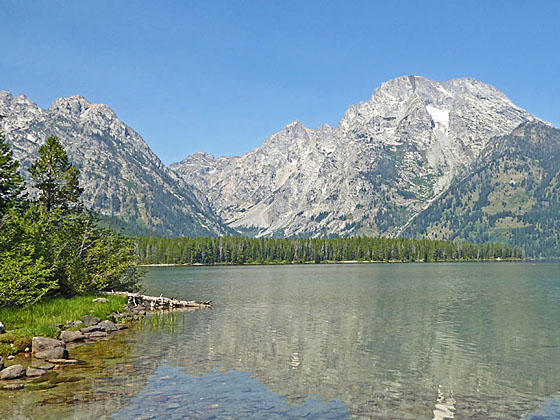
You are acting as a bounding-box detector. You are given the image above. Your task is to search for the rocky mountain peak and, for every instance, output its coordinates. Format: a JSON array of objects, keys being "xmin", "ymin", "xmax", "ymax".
[
  {"xmin": 1, "ymin": 90, "xmax": 232, "ymax": 236},
  {"xmin": 49, "ymin": 95, "xmax": 92, "ymax": 117},
  {"xmin": 173, "ymin": 75, "xmax": 541, "ymax": 238}
]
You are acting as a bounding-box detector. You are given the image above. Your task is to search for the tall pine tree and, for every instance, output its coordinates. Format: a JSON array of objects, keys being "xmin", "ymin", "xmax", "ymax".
[
  {"xmin": 29, "ymin": 136, "xmax": 83, "ymax": 211},
  {"xmin": 0, "ymin": 130, "xmax": 25, "ymax": 215}
]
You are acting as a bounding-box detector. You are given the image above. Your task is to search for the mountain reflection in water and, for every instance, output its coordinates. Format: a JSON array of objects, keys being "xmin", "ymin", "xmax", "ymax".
[
  {"xmin": 113, "ymin": 365, "xmax": 350, "ymax": 419},
  {"xmin": 2, "ymin": 263, "xmax": 560, "ymax": 419}
]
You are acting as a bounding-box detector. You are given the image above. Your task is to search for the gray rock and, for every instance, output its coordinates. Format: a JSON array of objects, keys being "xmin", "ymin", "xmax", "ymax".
[
  {"xmin": 34, "ymin": 347, "xmax": 68, "ymax": 360},
  {"xmin": 82, "ymin": 315, "xmax": 101, "ymax": 327},
  {"xmin": 32, "ymin": 336, "xmax": 65, "ymax": 354},
  {"xmin": 92, "ymin": 297, "xmax": 108, "ymax": 303},
  {"xmin": 26, "ymin": 367, "xmax": 47, "ymax": 377},
  {"xmin": 0, "ymin": 364, "xmax": 25, "ymax": 380},
  {"xmin": 59, "ymin": 330, "xmax": 85, "ymax": 343},
  {"xmin": 80, "ymin": 325, "xmax": 103, "ymax": 333},
  {"xmin": 3, "ymin": 383, "xmax": 24, "ymax": 390},
  {"xmin": 98, "ymin": 320, "xmax": 117, "ymax": 332}
]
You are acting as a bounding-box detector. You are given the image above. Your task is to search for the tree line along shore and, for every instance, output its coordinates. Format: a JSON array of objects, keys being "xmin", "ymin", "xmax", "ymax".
[{"xmin": 134, "ymin": 236, "xmax": 522, "ymax": 265}]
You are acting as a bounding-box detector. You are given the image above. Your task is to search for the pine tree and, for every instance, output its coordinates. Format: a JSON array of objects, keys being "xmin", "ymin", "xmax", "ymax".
[
  {"xmin": 0, "ymin": 130, "xmax": 25, "ymax": 214},
  {"xmin": 29, "ymin": 136, "xmax": 83, "ymax": 211}
]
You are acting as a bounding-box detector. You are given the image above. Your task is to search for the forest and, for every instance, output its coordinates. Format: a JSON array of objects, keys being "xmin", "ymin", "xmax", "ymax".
[{"xmin": 135, "ymin": 236, "xmax": 522, "ymax": 265}]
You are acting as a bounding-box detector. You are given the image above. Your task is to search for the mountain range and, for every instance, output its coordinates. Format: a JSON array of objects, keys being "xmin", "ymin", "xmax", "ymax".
[{"xmin": 1, "ymin": 75, "xmax": 558, "ymax": 256}]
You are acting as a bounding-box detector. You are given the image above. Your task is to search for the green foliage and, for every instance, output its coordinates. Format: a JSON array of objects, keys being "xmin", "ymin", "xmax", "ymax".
[
  {"xmin": 0, "ymin": 130, "xmax": 25, "ymax": 214},
  {"xmin": 0, "ymin": 135, "xmax": 141, "ymax": 307},
  {"xmin": 135, "ymin": 236, "xmax": 521, "ymax": 265},
  {"xmin": 29, "ymin": 136, "xmax": 83, "ymax": 211},
  {"xmin": 405, "ymin": 122, "xmax": 560, "ymax": 258}
]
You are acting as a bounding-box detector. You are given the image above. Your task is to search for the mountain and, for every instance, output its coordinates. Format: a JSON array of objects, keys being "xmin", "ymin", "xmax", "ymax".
[
  {"xmin": 171, "ymin": 76, "xmax": 539, "ymax": 237},
  {"xmin": 0, "ymin": 91, "xmax": 232, "ymax": 237},
  {"xmin": 403, "ymin": 121, "xmax": 560, "ymax": 258}
]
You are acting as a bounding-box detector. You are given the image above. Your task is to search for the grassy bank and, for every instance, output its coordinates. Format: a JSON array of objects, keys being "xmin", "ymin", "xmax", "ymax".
[{"xmin": 0, "ymin": 295, "xmax": 127, "ymax": 356}]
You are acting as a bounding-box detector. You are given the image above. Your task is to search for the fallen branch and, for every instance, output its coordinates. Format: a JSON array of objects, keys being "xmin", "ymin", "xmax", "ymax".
[{"xmin": 104, "ymin": 291, "xmax": 212, "ymax": 309}]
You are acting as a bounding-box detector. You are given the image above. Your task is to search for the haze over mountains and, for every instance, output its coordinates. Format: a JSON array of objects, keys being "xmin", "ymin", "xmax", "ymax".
[{"xmin": 1, "ymin": 75, "xmax": 558, "ymax": 256}]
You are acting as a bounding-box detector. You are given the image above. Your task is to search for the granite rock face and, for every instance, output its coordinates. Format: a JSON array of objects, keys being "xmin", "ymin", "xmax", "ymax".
[{"xmin": 171, "ymin": 76, "xmax": 540, "ymax": 237}]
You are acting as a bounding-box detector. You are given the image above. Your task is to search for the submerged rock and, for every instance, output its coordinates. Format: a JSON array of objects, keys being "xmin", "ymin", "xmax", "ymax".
[
  {"xmin": 26, "ymin": 367, "xmax": 47, "ymax": 377},
  {"xmin": 89, "ymin": 331, "xmax": 108, "ymax": 339},
  {"xmin": 0, "ymin": 364, "xmax": 26, "ymax": 380}
]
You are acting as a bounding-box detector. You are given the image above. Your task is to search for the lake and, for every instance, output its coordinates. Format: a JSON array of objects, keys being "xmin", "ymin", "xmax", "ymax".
[{"xmin": 2, "ymin": 263, "xmax": 560, "ymax": 419}]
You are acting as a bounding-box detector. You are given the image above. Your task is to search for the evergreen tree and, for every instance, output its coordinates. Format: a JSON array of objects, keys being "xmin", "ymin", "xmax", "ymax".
[
  {"xmin": 0, "ymin": 130, "xmax": 25, "ymax": 214},
  {"xmin": 29, "ymin": 136, "xmax": 83, "ymax": 211}
]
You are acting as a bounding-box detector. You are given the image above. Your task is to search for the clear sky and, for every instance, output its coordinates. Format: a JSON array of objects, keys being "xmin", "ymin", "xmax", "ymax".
[{"xmin": 1, "ymin": 0, "xmax": 559, "ymax": 164}]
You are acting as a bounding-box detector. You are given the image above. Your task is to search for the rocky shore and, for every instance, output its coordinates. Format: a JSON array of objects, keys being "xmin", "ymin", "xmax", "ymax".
[{"xmin": 0, "ymin": 293, "xmax": 211, "ymax": 391}]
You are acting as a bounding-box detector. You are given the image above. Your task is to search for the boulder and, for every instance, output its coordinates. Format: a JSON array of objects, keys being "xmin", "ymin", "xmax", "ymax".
[
  {"xmin": 32, "ymin": 336, "xmax": 65, "ymax": 354},
  {"xmin": 59, "ymin": 330, "xmax": 85, "ymax": 343},
  {"xmin": 26, "ymin": 367, "xmax": 47, "ymax": 377},
  {"xmin": 82, "ymin": 316, "xmax": 101, "ymax": 327},
  {"xmin": 34, "ymin": 347, "xmax": 68, "ymax": 360},
  {"xmin": 0, "ymin": 364, "xmax": 25, "ymax": 380},
  {"xmin": 92, "ymin": 297, "xmax": 108, "ymax": 303},
  {"xmin": 80, "ymin": 325, "xmax": 103, "ymax": 333},
  {"xmin": 98, "ymin": 320, "xmax": 117, "ymax": 332}
]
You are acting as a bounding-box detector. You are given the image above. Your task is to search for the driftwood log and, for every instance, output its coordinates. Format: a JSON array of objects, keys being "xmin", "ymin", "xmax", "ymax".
[{"xmin": 105, "ymin": 291, "xmax": 212, "ymax": 310}]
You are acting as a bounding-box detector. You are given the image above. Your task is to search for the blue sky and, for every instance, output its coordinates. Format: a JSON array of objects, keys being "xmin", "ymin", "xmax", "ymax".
[{"xmin": 1, "ymin": 0, "xmax": 559, "ymax": 164}]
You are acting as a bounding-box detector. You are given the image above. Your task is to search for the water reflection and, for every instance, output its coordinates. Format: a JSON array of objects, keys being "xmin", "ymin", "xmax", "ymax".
[
  {"xmin": 2, "ymin": 263, "xmax": 560, "ymax": 419},
  {"xmin": 113, "ymin": 365, "xmax": 350, "ymax": 419}
]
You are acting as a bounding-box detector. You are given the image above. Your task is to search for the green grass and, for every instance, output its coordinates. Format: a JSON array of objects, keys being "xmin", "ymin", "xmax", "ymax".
[{"xmin": 0, "ymin": 294, "xmax": 127, "ymax": 355}]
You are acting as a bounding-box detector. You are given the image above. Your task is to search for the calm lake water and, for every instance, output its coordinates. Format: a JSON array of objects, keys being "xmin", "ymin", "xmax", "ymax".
[{"xmin": 2, "ymin": 263, "xmax": 560, "ymax": 419}]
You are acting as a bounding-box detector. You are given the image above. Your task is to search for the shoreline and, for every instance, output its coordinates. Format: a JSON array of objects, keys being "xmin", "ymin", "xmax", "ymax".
[
  {"xmin": 0, "ymin": 293, "xmax": 211, "ymax": 390},
  {"xmin": 139, "ymin": 258, "xmax": 524, "ymax": 267}
]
